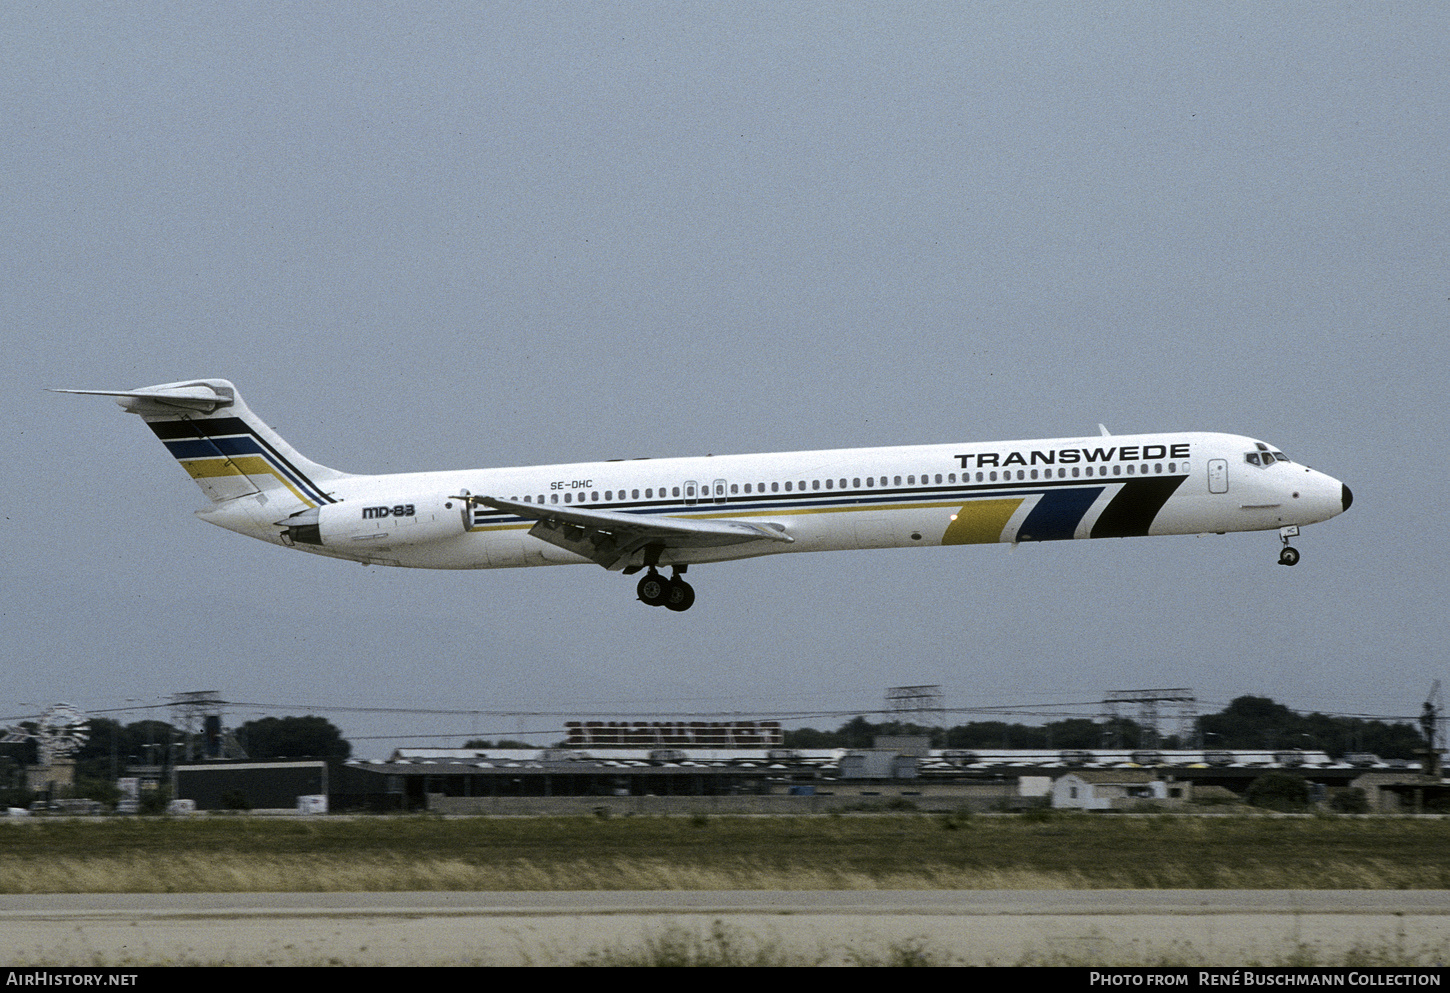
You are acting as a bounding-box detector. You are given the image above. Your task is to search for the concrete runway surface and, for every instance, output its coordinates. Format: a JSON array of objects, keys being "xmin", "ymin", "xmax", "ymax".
[{"xmin": 2, "ymin": 891, "xmax": 1448, "ymax": 966}]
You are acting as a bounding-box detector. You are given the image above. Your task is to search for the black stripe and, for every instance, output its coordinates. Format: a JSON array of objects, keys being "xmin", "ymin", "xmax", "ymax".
[
  {"xmin": 1090, "ymin": 476, "xmax": 1187, "ymax": 538},
  {"xmin": 147, "ymin": 417, "xmax": 251, "ymax": 440}
]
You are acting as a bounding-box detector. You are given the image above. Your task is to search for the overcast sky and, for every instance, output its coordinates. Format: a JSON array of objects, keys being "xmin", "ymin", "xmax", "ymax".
[{"xmin": 4, "ymin": 3, "xmax": 1446, "ymax": 758}]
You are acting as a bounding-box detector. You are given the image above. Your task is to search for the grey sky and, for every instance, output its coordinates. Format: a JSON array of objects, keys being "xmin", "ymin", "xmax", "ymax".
[{"xmin": 3, "ymin": 3, "xmax": 1446, "ymax": 756}]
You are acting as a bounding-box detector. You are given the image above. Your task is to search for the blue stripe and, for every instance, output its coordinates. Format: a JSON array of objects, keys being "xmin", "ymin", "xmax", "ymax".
[
  {"xmin": 1017, "ymin": 487, "xmax": 1104, "ymax": 541},
  {"xmin": 163, "ymin": 438, "xmax": 227, "ymax": 460}
]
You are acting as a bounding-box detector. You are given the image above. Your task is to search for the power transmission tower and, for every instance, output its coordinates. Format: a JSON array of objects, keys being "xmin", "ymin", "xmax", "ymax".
[
  {"xmin": 1102, "ymin": 688, "xmax": 1197, "ymax": 748},
  {"xmin": 886, "ymin": 685, "xmax": 945, "ymax": 730}
]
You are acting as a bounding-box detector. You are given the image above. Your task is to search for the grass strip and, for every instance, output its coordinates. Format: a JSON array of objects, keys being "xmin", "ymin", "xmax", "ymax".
[{"xmin": 2, "ymin": 812, "xmax": 1448, "ymax": 893}]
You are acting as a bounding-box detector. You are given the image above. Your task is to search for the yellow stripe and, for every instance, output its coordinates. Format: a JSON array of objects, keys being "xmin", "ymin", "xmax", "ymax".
[
  {"xmin": 941, "ymin": 498, "xmax": 1024, "ymax": 545},
  {"xmin": 179, "ymin": 456, "xmax": 313, "ymax": 506},
  {"xmin": 181, "ymin": 457, "xmax": 247, "ymax": 479}
]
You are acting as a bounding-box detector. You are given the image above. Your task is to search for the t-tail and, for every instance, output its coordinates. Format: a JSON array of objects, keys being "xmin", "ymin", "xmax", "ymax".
[{"xmin": 53, "ymin": 379, "xmax": 348, "ymax": 518}]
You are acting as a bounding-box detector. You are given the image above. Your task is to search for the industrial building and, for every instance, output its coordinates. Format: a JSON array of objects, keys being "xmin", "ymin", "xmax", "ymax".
[{"xmin": 166, "ymin": 744, "xmax": 1450, "ymax": 815}]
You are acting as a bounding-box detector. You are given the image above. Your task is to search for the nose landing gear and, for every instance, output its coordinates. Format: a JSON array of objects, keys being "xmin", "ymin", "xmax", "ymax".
[{"xmin": 1278, "ymin": 526, "xmax": 1300, "ymax": 566}]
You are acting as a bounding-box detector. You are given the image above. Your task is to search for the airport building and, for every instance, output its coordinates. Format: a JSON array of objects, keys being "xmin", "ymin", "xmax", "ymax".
[{"xmin": 166, "ymin": 743, "xmax": 1450, "ymax": 815}]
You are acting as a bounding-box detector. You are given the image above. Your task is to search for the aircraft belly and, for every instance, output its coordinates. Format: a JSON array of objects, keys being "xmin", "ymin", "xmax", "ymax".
[
  {"xmin": 386, "ymin": 533, "xmax": 498, "ymax": 570},
  {"xmin": 766, "ymin": 506, "xmax": 952, "ymax": 552}
]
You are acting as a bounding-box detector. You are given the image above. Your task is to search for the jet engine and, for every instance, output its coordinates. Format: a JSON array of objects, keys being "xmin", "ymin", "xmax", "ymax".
[{"xmin": 279, "ymin": 494, "xmax": 469, "ymax": 548}]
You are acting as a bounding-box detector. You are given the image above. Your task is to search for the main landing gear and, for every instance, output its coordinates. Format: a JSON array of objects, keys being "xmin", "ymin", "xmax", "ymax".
[
  {"xmin": 1278, "ymin": 526, "xmax": 1301, "ymax": 567},
  {"xmin": 636, "ymin": 567, "xmax": 696, "ymax": 611}
]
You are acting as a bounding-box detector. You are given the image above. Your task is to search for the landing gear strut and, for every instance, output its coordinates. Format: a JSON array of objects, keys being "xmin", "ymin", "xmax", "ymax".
[
  {"xmin": 636, "ymin": 566, "xmax": 695, "ymax": 611},
  {"xmin": 1278, "ymin": 526, "xmax": 1301, "ymax": 567}
]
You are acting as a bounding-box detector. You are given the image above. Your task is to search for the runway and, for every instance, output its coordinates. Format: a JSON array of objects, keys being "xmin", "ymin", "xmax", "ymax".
[{"xmin": 3, "ymin": 891, "xmax": 1449, "ymax": 966}]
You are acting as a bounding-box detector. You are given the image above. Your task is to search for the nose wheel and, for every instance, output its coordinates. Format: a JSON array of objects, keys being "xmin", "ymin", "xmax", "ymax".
[{"xmin": 1278, "ymin": 526, "xmax": 1300, "ymax": 566}]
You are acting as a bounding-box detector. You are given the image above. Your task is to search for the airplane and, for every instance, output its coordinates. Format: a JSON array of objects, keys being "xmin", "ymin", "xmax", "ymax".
[{"xmin": 57, "ymin": 379, "xmax": 1352, "ymax": 612}]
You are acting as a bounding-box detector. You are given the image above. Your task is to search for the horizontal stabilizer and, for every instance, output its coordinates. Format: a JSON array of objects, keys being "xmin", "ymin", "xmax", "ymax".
[{"xmin": 50, "ymin": 383, "xmax": 234, "ymax": 414}]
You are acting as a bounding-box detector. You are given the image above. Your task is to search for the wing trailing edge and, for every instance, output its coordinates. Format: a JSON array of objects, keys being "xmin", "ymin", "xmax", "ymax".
[{"xmin": 473, "ymin": 496, "xmax": 792, "ymax": 570}]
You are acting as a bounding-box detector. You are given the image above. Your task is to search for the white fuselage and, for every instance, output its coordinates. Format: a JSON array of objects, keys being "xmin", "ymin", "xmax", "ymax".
[{"xmin": 199, "ymin": 430, "xmax": 1349, "ymax": 571}]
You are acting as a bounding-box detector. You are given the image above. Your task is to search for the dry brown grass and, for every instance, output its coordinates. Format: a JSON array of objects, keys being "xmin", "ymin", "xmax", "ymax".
[{"xmin": 2, "ymin": 812, "xmax": 1448, "ymax": 893}]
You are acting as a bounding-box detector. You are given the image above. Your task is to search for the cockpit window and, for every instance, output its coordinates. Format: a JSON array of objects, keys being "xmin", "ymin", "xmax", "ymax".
[{"xmin": 1246, "ymin": 441, "xmax": 1290, "ymax": 468}]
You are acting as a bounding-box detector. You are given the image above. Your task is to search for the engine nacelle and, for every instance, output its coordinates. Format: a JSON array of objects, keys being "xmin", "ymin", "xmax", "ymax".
[{"xmin": 281, "ymin": 494, "xmax": 469, "ymax": 548}]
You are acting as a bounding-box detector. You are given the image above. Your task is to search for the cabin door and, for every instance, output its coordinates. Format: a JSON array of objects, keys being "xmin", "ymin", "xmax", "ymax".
[{"xmin": 1208, "ymin": 459, "xmax": 1229, "ymax": 494}]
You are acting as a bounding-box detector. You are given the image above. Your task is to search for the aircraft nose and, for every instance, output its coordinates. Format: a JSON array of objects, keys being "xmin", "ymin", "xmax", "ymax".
[{"xmin": 1341, "ymin": 483, "xmax": 1353, "ymax": 513}]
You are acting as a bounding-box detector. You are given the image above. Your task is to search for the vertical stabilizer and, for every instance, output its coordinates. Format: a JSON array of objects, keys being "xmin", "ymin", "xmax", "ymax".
[{"xmin": 54, "ymin": 379, "xmax": 348, "ymax": 508}]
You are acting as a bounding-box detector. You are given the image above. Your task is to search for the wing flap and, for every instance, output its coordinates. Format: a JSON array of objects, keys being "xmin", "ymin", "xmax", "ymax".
[{"xmin": 474, "ymin": 496, "xmax": 792, "ymax": 570}]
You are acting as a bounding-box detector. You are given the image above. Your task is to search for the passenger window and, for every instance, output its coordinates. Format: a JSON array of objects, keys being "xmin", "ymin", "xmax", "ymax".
[{"xmin": 785, "ymin": 481, "xmax": 792, "ymax": 491}]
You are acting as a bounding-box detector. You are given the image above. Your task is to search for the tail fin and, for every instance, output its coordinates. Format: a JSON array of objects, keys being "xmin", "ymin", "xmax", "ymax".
[{"xmin": 54, "ymin": 379, "xmax": 348, "ymax": 507}]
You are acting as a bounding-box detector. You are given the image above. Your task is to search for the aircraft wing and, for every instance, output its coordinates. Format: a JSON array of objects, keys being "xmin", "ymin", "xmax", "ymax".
[{"xmin": 474, "ymin": 496, "xmax": 793, "ymax": 570}]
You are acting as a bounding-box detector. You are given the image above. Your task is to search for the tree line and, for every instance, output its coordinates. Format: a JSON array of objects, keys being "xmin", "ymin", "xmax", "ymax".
[
  {"xmin": 782, "ymin": 695, "xmax": 1428, "ymax": 760},
  {"xmin": 0, "ymin": 715, "xmax": 350, "ymax": 780}
]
